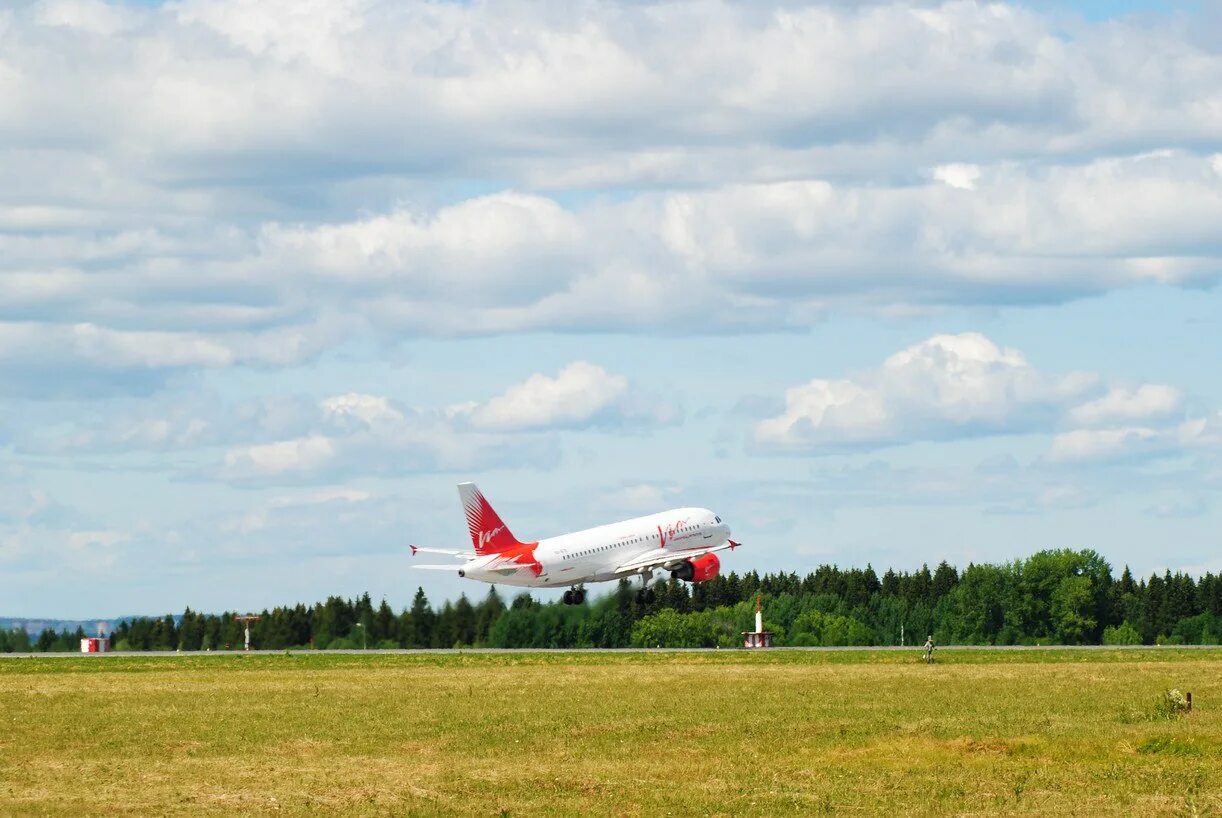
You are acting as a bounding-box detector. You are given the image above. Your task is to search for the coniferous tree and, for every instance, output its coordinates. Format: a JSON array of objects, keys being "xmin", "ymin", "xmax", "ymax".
[
  {"xmin": 409, "ymin": 587, "xmax": 435, "ymax": 648},
  {"xmin": 373, "ymin": 599, "xmax": 396, "ymax": 646},
  {"xmin": 453, "ymin": 595, "xmax": 476, "ymax": 646},
  {"xmin": 474, "ymin": 587, "xmax": 505, "ymax": 645}
]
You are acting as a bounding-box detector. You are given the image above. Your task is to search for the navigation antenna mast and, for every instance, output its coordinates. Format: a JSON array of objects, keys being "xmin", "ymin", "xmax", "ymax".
[{"xmin": 234, "ymin": 614, "xmax": 261, "ymax": 652}]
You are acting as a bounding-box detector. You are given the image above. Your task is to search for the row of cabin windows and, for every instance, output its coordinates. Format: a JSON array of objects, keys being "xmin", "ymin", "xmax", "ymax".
[{"xmin": 570, "ymin": 523, "xmax": 704, "ymax": 557}]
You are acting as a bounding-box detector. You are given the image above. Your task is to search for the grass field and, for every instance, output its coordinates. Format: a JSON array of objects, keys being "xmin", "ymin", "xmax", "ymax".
[{"xmin": 1, "ymin": 649, "xmax": 1220, "ymax": 816}]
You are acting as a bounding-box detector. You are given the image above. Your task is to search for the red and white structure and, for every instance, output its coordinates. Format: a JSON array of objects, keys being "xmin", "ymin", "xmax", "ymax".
[
  {"xmin": 742, "ymin": 595, "xmax": 773, "ymax": 648},
  {"xmin": 80, "ymin": 624, "xmax": 110, "ymax": 653}
]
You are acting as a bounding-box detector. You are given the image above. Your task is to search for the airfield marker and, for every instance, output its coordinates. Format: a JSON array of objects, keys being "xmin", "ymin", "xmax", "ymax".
[
  {"xmin": 742, "ymin": 595, "xmax": 773, "ymax": 648},
  {"xmin": 235, "ymin": 614, "xmax": 261, "ymax": 652}
]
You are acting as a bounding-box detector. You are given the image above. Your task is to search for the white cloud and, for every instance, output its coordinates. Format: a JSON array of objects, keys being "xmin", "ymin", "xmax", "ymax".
[
  {"xmin": 262, "ymin": 193, "xmax": 584, "ymax": 303},
  {"xmin": 756, "ymin": 333, "xmax": 1222, "ymax": 460},
  {"xmin": 66, "ymin": 529, "xmax": 129, "ymax": 551},
  {"xmin": 1046, "ymin": 427, "xmax": 1163, "ymax": 463},
  {"xmin": 214, "ymin": 389, "xmax": 569, "ymax": 484},
  {"xmin": 35, "ymin": 0, "xmax": 132, "ymax": 36},
  {"xmin": 605, "ymin": 483, "xmax": 680, "ymax": 512},
  {"xmin": 1045, "ymin": 400, "xmax": 1222, "ymax": 465},
  {"xmin": 456, "ymin": 362, "xmax": 630, "ymax": 432},
  {"xmin": 1178, "ymin": 412, "xmax": 1222, "ymax": 449},
  {"xmin": 3, "ymin": 0, "xmax": 1217, "ymax": 187},
  {"xmin": 0, "ymin": 3, "xmax": 1219, "ymax": 382},
  {"xmin": 321, "ymin": 394, "xmax": 404, "ymax": 427},
  {"xmin": 0, "ymin": 321, "xmax": 336, "ymax": 374},
  {"xmin": 1068, "ymin": 384, "xmax": 1181, "ymax": 426},
  {"xmin": 13, "ymin": 393, "xmax": 318, "ymax": 454},
  {"xmin": 933, "ymin": 163, "xmax": 981, "ymax": 190},
  {"xmin": 756, "ymin": 332, "xmax": 1095, "ymax": 452},
  {"xmin": 223, "ymin": 435, "xmax": 336, "ymax": 476},
  {"xmin": 210, "ymin": 363, "xmax": 660, "ymax": 483}
]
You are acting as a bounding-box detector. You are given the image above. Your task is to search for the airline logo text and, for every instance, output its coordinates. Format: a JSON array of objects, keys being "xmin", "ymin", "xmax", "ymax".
[
  {"xmin": 478, "ymin": 526, "xmax": 505, "ymax": 549},
  {"xmin": 658, "ymin": 519, "xmax": 689, "ymax": 548}
]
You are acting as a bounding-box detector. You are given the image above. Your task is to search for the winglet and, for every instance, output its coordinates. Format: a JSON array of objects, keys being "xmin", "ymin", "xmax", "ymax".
[
  {"xmin": 409, "ymin": 544, "xmax": 419, "ymax": 556},
  {"xmin": 728, "ymin": 540, "xmax": 741, "ymax": 551}
]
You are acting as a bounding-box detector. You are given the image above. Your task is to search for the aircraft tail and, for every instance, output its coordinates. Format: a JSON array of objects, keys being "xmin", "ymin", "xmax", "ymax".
[{"xmin": 458, "ymin": 482, "xmax": 525, "ymax": 555}]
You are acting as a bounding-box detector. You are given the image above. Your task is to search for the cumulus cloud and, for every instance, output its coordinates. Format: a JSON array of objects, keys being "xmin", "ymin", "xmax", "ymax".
[
  {"xmin": 1068, "ymin": 385, "xmax": 1182, "ymax": 427},
  {"xmin": 13, "ymin": 393, "xmax": 318, "ymax": 454},
  {"xmin": 1044, "ymin": 404, "xmax": 1222, "ymax": 465},
  {"xmin": 215, "ymin": 411, "xmax": 558, "ymax": 484},
  {"xmin": 756, "ymin": 332, "xmax": 1222, "ymax": 460},
  {"xmin": 12, "ymin": 360, "xmax": 660, "ymax": 480},
  {"xmin": 223, "ymin": 435, "xmax": 336, "ymax": 477},
  {"xmin": 214, "ymin": 361, "xmax": 660, "ymax": 483},
  {"xmin": 9, "ymin": 149, "xmax": 1220, "ymax": 363},
  {"xmin": 756, "ymin": 332, "xmax": 1096, "ymax": 451},
  {"xmin": 97, "ymin": 150, "xmax": 1206, "ymax": 343},
  {"xmin": 451, "ymin": 362, "xmax": 636, "ymax": 432},
  {"xmin": 4, "ymin": 0, "xmax": 1220, "ymax": 188},
  {"xmin": 1046, "ymin": 427, "xmax": 1165, "ymax": 464},
  {"xmin": 0, "ymin": 2, "xmax": 1220, "ymax": 383},
  {"xmin": 321, "ymin": 393, "xmax": 404, "ymax": 427},
  {"xmin": 933, "ymin": 163, "xmax": 981, "ymax": 190}
]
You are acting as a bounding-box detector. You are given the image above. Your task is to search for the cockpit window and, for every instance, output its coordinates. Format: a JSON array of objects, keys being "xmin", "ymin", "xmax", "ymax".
[{"xmin": 715, "ymin": 516, "xmax": 721, "ymax": 523}]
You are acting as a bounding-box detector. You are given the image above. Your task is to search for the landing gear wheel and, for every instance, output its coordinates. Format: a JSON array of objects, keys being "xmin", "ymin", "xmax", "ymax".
[
  {"xmin": 562, "ymin": 589, "xmax": 575, "ymax": 605},
  {"xmin": 636, "ymin": 588, "xmax": 656, "ymax": 604},
  {"xmin": 573, "ymin": 588, "xmax": 587, "ymax": 605}
]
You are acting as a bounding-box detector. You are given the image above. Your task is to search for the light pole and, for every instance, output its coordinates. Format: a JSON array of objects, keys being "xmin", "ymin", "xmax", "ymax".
[{"xmin": 355, "ymin": 622, "xmax": 366, "ymax": 650}]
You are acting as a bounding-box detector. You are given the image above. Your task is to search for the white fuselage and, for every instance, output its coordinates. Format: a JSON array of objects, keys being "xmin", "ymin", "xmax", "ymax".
[{"xmin": 462, "ymin": 507, "xmax": 730, "ymax": 588}]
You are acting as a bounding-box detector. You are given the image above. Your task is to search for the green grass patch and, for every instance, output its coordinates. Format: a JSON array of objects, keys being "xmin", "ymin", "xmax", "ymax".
[{"xmin": 1, "ymin": 649, "xmax": 1220, "ymax": 815}]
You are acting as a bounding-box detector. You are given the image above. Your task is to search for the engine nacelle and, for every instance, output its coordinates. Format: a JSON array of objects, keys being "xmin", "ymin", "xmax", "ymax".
[{"xmin": 671, "ymin": 552, "xmax": 721, "ymax": 583}]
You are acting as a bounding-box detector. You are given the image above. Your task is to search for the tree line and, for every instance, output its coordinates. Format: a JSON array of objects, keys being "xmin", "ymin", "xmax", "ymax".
[{"xmin": 3, "ymin": 548, "xmax": 1221, "ymax": 652}]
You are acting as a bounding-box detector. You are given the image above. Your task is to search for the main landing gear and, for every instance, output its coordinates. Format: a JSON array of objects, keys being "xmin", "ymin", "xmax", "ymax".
[
  {"xmin": 562, "ymin": 587, "xmax": 587, "ymax": 605},
  {"xmin": 634, "ymin": 569, "xmax": 657, "ymax": 604}
]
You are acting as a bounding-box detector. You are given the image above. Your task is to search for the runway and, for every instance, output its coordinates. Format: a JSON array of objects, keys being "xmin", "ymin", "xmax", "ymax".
[{"xmin": 3, "ymin": 643, "xmax": 1218, "ymax": 658}]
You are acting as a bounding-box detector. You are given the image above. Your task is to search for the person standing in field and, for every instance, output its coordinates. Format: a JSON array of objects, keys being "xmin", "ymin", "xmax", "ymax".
[{"xmin": 923, "ymin": 635, "xmax": 935, "ymax": 663}]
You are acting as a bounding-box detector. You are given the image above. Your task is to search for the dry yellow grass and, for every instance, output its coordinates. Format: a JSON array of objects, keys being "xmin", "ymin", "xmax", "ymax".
[{"xmin": 1, "ymin": 650, "xmax": 1219, "ymax": 815}]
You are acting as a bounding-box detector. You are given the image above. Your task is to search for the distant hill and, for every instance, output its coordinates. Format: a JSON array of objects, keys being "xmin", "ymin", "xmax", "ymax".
[{"xmin": 0, "ymin": 617, "xmax": 131, "ymax": 636}]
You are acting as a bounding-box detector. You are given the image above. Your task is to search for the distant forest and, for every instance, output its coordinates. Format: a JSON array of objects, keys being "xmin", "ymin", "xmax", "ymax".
[{"xmin": 4, "ymin": 548, "xmax": 1221, "ymax": 652}]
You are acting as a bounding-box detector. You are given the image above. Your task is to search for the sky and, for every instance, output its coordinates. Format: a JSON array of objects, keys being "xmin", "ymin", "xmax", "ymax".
[{"xmin": 1, "ymin": 0, "xmax": 1220, "ymax": 618}]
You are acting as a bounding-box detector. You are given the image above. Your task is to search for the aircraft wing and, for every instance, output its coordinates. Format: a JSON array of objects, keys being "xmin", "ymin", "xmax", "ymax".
[
  {"xmin": 613, "ymin": 540, "xmax": 741, "ymax": 574},
  {"xmin": 409, "ymin": 544, "xmax": 475, "ymax": 558}
]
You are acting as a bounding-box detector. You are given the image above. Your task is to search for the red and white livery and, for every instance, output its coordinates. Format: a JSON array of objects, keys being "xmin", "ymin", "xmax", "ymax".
[{"xmin": 410, "ymin": 482, "xmax": 740, "ymax": 604}]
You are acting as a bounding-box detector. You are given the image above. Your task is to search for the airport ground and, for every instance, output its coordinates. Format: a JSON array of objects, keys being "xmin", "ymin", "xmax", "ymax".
[{"xmin": 1, "ymin": 649, "xmax": 1219, "ymax": 815}]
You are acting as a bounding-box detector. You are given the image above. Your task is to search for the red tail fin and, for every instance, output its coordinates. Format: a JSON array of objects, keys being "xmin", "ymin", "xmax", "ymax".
[{"xmin": 458, "ymin": 482, "xmax": 524, "ymax": 555}]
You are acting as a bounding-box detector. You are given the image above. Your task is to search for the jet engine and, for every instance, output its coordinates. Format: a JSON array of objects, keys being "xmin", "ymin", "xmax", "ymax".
[{"xmin": 670, "ymin": 552, "xmax": 721, "ymax": 583}]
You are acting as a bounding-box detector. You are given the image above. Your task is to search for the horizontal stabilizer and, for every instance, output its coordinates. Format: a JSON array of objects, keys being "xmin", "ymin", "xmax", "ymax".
[
  {"xmin": 409, "ymin": 544, "xmax": 475, "ymax": 558},
  {"xmin": 410, "ymin": 564, "xmax": 467, "ymax": 571}
]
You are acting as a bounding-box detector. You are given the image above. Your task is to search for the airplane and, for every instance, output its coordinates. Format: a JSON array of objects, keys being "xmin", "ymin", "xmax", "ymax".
[{"xmin": 410, "ymin": 482, "xmax": 741, "ymax": 604}]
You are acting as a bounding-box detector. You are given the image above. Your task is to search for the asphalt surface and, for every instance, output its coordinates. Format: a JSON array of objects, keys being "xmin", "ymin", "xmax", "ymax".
[{"xmin": 2, "ymin": 644, "xmax": 1220, "ymax": 658}]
